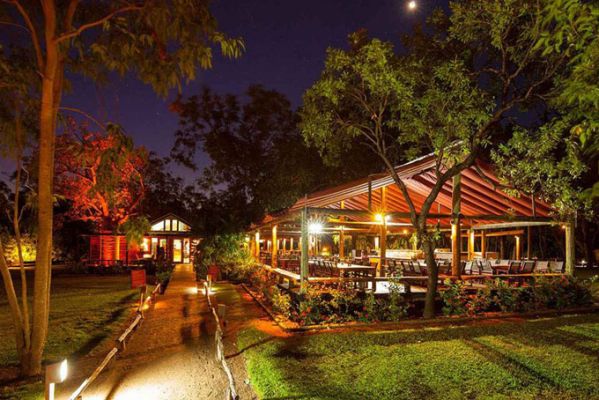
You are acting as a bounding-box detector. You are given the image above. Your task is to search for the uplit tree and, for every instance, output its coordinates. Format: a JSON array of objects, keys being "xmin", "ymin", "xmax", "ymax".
[
  {"xmin": 0, "ymin": 1, "xmax": 243, "ymax": 376},
  {"xmin": 301, "ymin": 0, "xmax": 589, "ymax": 318},
  {"xmin": 55, "ymin": 120, "xmax": 147, "ymax": 231}
]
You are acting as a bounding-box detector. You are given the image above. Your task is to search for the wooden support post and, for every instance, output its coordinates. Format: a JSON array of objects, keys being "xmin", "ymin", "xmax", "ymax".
[
  {"xmin": 481, "ymin": 230, "xmax": 487, "ymax": 259},
  {"xmin": 254, "ymin": 231, "xmax": 260, "ymax": 258},
  {"xmin": 499, "ymin": 236, "xmax": 505, "ymax": 259},
  {"xmin": 468, "ymin": 229, "xmax": 475, "ymax": 260},
  {"xmin": 451, "ymin": 174, "xmax": 462, "ymax": 276},
  {"xmin": 290, "ymin": 237, "xmax": 294, "ymax": 251},
  {"xmin": 565, "ymin": 221, "xmax": 575, "ymax": 275},
  {"xmin": 272, "ymin": 225, "xmax": 278, "ymax": 268},
  {"xmin": 339, "ymin": 200, "xmax": 345, "ymax": 259},
  {"xmin": 379, "ymin": 189, "xmax": 387, "ymax": 277},
  {"xmin": 283, "ymin": 238, "xmax": 287, "ymax": 254},
  {"xmin": 526, "ymin": 226, "xmax": 532, "ymax": 259},
  {"xmin": 379, "ymin": 221, "xmax": 386, "ymax": 278},
  {"xmin": 515, "ymin": 236, "xmax": 521, "ymax": 260},
  {"xmin": 300, "ymin": 208, "xmax": 309, "ymax": 292}
]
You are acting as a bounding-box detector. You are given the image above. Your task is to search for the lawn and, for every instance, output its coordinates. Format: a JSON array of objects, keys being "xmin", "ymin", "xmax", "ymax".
[
  {"xmin": 239, "ymin": 313, "xmax": 599, "ymax": 400},
  {"xmin": 0, "ymin": 273, "xmax": 137, "ymax": 399}
]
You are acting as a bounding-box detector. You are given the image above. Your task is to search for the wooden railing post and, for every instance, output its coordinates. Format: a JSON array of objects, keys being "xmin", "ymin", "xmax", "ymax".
[
  {"xmin": 300, "ymin": 207, "xmax": 309, "ymax": 293},
  {"xmin": 451, "ymin": 174, "xmax": 462, "ymax": 277}
]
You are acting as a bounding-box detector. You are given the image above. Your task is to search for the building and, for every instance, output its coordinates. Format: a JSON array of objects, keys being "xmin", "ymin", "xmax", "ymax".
[{"xmin": 85, "ymin": 213, "xmax": 199, "ymax": 266}]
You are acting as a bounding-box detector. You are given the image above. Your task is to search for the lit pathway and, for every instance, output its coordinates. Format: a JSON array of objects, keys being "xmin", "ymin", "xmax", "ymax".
[{"xmin": 58, "ymin": 264, "xmax": 228, "ymax": 400}]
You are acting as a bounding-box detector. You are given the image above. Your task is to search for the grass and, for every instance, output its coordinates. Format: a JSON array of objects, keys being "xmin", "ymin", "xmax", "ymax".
[
  {"xmin": 238, "ymin": 313, "xmax": 599, "ymax": 400},
  {"xmin": 0, "ymin": 273, "xmax": 137, "ymax": 399}
]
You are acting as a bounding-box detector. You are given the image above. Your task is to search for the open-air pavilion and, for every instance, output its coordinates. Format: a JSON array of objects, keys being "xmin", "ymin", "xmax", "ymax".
[{"xmin": 248, "ymin": 153, "xmax": 575, "ymax": 294}]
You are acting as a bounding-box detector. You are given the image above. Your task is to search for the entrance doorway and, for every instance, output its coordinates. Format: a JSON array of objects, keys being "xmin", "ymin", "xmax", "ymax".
[{"xmin": 173, "ymin": 239, "xmax": 183, "ymax": 263}]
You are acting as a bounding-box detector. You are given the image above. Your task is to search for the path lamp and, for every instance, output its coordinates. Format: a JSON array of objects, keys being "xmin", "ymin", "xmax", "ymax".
[{"xmin": 45, "ymin": 359, "xmax": 68, "ymax": 400}]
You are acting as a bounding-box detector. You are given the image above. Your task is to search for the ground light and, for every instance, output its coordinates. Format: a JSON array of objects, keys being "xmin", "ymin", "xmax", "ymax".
[
  {"xmin": 408, "ymin": 0, "xmax": 417, "ymax": 11},
  {"xmin": 45, "ymin": 359, "xmax": 68, "ymax": 400}
]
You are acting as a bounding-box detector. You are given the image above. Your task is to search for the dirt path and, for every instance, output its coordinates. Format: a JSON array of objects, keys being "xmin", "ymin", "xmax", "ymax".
[
  {"xmin": 54, "ymin": 265, "xmax": 285, "ymax": 400},
  {"xmin": 57, "ymin": 264, "xmax": 226, "ymax": 400}
]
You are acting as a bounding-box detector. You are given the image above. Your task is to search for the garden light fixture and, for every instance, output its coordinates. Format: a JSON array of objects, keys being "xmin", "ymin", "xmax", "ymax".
[{"xmin": 45, "ymin": 359, "xmax": 68, "ymax": 400}]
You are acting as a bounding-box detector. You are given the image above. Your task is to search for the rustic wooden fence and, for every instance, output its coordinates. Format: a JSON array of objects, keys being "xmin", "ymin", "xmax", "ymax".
[
  {"xmin": 204, "ymin": 281, "xmax": 240, "ymax": 400},
  {"xmin": 67, "ymin": 283, "xmax": 161, "ymax": 400}
]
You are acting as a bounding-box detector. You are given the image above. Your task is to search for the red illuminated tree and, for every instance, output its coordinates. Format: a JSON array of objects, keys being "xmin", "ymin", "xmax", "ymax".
[{"xmin": 55, "ymin": 121, "xmax": 147, "ymax": 232}]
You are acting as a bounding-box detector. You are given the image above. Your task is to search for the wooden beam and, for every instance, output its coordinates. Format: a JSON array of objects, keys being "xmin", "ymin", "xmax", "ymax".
[
  {"xmin": 462, "ymin": 229, "xmax": 525, "ymax": 238},
  {"xmin": 515, "ymin": 235, "xmax": 521, "ymax": 260},
  {"xmin": 451, "ymin": 174, "xmax": 462, "ymax": 276},
  {"xmin": 565, "ymin": 221, "xmax": 575, "ymax": 275},
  {"xmin": 300, "ymin": 208, "xmax": 309, "ymax": 292}
]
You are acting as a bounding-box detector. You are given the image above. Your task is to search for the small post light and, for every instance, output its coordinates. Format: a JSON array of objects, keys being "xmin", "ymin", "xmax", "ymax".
[
  {"xmin": 407, "ymin": 0, "xmax": 417, "ymax": 11},
  {"xmin": 45, "ymin": 359, "xmax": 68, "ymax": 400}
]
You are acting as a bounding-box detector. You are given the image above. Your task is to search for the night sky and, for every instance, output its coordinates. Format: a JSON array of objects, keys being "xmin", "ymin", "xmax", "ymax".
[{"xmin": 1, "ymin": 0, "xmax": 449, "ymax": 180}]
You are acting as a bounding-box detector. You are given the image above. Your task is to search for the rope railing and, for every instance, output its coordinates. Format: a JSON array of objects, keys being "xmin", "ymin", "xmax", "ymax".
[
  {"xmin": 204, "ymin": 281, "xmax": 240, "ymax": 400},
  {"xmin": 67, "ymin": 283, "xmax": 161, "ymax": 400}
]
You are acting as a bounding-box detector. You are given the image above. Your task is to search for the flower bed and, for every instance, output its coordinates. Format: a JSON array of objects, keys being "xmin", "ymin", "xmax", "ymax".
[
  {"xmin": 246, "ymin": 267, "xmax": 410, "ymax": 325},
  {"xmin": 441, "ymin": 275, "xmax": 596, "ymax": 316},
  {"xmin": 244, "ymin": 266, "xmax": 596, "ymax": 326}
]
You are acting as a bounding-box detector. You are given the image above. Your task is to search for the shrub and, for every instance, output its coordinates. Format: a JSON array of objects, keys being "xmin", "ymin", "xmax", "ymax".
[
  {"xmin": 442, "ymin": 276, "xmax": 594, "ymax": 317},
  {"xmin": 441, "ymin": 279, "xmax": 469, "ymax": 316},
  {"xmin": 194, "ymin": 233, "xmax": 258, "ymax": 281}
]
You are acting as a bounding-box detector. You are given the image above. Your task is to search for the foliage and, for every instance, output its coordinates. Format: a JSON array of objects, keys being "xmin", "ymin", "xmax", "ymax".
[
  {"xmin": 440, "ymin": 279, "xmax": 469, "ymax": 316},
  {"xmin": 1, "ymin": 0, "xmax": 244, "ymax": 376},
  {"xmin": 239, "ymin": 314, "xmax": 599, "ymax": 399},
  {"xmin": 246, "ymin": 270, "xmax": 408, "ymax": 325},
  {"xmin": 171, "ymin": 85, "xmax": 381, "ymax": 233},
  {"xmin": 55, "ymin": 121, "xmax": 148, "ymax": 231},
  {"xmin": 1, "ymin": 234, "xmax": 37, "ymax": 264},
  {"xmin": 300, "ymin": 1, "xmax": 595, "ymax": 318},
  {"xmin": 271, "ymin": 286, "xmax": 291, "ymax": 316},
  {"xmin": 194, "ymin": 233, "xmax": 258, "ymax": 281},
  {"xmin": 441, "ymin": 277, "xmax": 594, "ymax": 317},
  {"xmin": 120, "ymin": 216, "xmax": 151, "ymax": 246}
]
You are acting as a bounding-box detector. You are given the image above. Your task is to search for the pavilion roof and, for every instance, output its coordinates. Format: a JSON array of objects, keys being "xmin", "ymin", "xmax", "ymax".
[{"xmin": 258, "ymin": 153, "xmax": 556, "ymax": 230}]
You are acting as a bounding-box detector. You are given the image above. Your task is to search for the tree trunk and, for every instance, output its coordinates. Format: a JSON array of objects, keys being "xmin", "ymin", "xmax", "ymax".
[
  {"xmin": 0, "ymin": 241, "xmax": 29, "ymax": 371},
  {"xmin": 422, "ymin": 238, "xmax": 438, "ymax": 319},
  {"xmin": 28, "ymin": 6, "xmax": 61, "ymax": 376}
]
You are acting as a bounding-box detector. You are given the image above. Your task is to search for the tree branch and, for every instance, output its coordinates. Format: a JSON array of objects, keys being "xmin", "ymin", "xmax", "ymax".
[
  {"xmin": 4, "ymin": 0, "xmax": 44, "ymax": 71},
  {"xmin": 55, "ymin": 3, "xmax": 143, "ymax": 44}
]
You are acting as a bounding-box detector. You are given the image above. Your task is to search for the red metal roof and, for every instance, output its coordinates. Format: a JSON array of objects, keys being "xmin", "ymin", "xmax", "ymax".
[{"xmin": 259, "ymin": 153, "xmax": 554, "ymax": 228}]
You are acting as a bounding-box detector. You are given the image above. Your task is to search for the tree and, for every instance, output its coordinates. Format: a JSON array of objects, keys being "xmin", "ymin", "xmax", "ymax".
[
  {"xmin": 0, "ymin": 44, "xmax": 38, "ymax": 376},
  {"xmin": 0, "ymin": 1, "xmax": 243, "ymax": 376},
  {"xmin": 171, "ymin": 85, "xmax": 374, "ymax": 232},
  {"xmin": 493, "ymin": 0, "xmax": 599, "ymax": 264},
  {"xmin": 55, "ymin": 120, "xmax": 147, "ymax": 232},
  {"xmin": 300, "ymin": 0, "xmax": 587, "ymax": 318}
]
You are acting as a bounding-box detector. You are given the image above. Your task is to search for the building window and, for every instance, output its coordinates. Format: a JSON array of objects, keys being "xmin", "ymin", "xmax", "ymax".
[{"xmin": 151, "ymin": 221, "xmax": 164, "ymax": 231}]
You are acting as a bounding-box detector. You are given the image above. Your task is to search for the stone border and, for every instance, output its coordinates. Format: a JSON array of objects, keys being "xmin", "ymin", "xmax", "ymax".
[{"xmin": 241, "ymin": 283, "xmax": 599, "ymax": 332}]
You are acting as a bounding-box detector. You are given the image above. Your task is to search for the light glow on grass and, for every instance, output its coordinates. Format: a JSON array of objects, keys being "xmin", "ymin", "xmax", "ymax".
[{"xmin": 239, "ymin": 314, "xmax": 599, "ymax": 399}]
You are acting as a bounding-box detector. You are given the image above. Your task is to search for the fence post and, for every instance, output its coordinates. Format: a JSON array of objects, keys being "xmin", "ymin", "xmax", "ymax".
[
  {"xmin": 138, "ymin": 285, "xmax": 147, "ymax": 318},
  {"xmin": 218, "ymin": 304, "xmax": 226, "ymax": 326}
]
